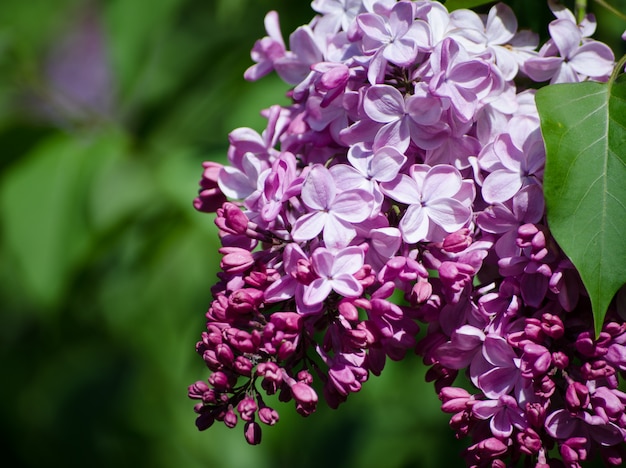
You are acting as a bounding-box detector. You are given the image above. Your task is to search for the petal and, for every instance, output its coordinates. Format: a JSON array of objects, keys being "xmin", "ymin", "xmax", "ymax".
[
  {"xmin": 483, "ymin": 335, "xmax": 517, "ymax": 367},
  {"xmin": 570, "ymin": 41, "xmax": 615, "ymax": 78},
  {"xmin": 311, "ymin": 247, "xmax": 335, "ymax": 277},
  {"xmin": 331, "ymin": 274, "xmax": 363, "ymax": 298},
  {"xmin": 357, "ymin": 13, "xmax": 390, "ymax": 48},
  {"xmin": 482, "ymin": 169, "xmax": 522, "ymax": 204},
  {"xmin": 374, "ymin": 119, "xmax": 410, "ymax": 153},
  {"xmin": 302, "ymin": 164, "xmax": 336, "ymax": 210},
  {"xmin": 332, "ymin": 189, "xmax": 374, "ymax": 222},
  {"xmin": 425, "ymin": 198, "xmax": 470, "ymax": 232},
  {"xmin": 332, "ymin": 246, "xmax": 365, "ymax": 276},
  {"xmin": 330, "ymin": 163, "xmax": 368, "ymax": 190},
  {"xmin": 422, "ymin": 165, "xmax": 462, "ymax": 201},
  {"xmin": 400, "ymin": 204, "xmax": 429, "ymax": 243},
  {"xmin": 548, "ymin": 19, "xmax": 582, "ymax": 59},
  {"xmin": 380, "ymin": 173, "xmax": 422, "ymax": 205},
  {"xmin": 370, "ymin": 227, "xmax": 401, "ymax": 258},
  {"xmin": 303, "ymin": 278, "xmax": 333, "ymax": 306},
  {"xmin": 219, "ymin": 166, "xmax": 256, "ymax": 199},
  {"xmin": 370, "ymin": 146, "xmax": 406, "ymax": 182},
  {"xmin": 472, "ymin": 400, "xmax": 499, "ymax": 419},
  {"xmin": 491, "ymin": 410, "xmax": 514, "ymax": 438},
  {"xmin": 485, "ymin": 3, "xmax": 517, "ymax": 45},
  {"xmin": 364, "ymin": 85, "xmax": 405, "ymax": 123},
  {"xmin": 291, "ymin": 211, "xmax": 327, "ymax": 241},
  {"xmin": 323, "ymin": 214, "xmax": 357, "ymax": 249},
  {"xmin": 523, "ymin": 55, "xmax": 563, "ymax": 82},
  {"xmin": 383, "ymin": 39, "xmax": 418, "ymax": 66},
  {"xmin": 264, "ymin": 276, "xmax": 297, "ymax": 302}
]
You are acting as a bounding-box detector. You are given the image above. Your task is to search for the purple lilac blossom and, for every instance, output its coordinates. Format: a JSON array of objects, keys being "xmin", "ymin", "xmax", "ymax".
[{"xmin": 190, "ymin": 1, "xmax": 626, "ymax": 465}]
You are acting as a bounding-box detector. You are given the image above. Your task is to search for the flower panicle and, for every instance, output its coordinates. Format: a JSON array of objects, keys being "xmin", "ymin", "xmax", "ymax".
[{"xmin": 189, "ymin": 1, "xmax": 626, "ymax": 464}]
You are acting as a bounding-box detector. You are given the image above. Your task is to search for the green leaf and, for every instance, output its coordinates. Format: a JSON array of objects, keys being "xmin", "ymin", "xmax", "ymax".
[
  {"xmin": 537, "ymin": 74, "xmax": 626, "ymax": 337},
  {"xmin": 440, "ymin": 0, "xmax": 495, "ymax": 10},
  {"xmin": 0, "ymin": 129, "xmax": 128, "ymax": 308}
]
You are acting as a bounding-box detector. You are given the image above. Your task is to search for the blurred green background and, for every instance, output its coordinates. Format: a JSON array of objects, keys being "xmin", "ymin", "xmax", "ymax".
[{"xmin": 0, "ymin": 1, "xmax": 623, "ymax": 467}]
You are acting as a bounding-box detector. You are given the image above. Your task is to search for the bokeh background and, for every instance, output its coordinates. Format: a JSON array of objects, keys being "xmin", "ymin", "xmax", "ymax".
[{"xmin": 0, "ymin": 1, "xmax": 624, "ymax": 467}]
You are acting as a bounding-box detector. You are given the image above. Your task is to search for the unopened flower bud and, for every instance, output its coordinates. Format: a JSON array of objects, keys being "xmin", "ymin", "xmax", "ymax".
[
  {"xmin": 244, "ymin": 421, "xmax": 262, "ymax": 445},
  {"xmin": 237, "ymin": 397, "xmax": 258, "ymax": 421},
  {"xmin": 258, "ymin": 407, "xmax": 280, "ymax": 426}
]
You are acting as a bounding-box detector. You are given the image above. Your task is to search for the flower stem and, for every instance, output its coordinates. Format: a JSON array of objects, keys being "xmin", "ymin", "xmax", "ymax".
[
  {"xmin": 594, "ymin": 0, "xmax": 626, "ymax": 20},
  {"xmin": 575, "ymin": 0, "xmax": 587, "ymax": 23}
]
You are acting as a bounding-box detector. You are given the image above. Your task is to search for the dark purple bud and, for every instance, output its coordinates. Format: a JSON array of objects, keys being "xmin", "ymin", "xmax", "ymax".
[
  {"xmin": 524, "ymin": 317, "xmax": 544, "ymax": 342},
  {"xmin": 467, "ymin": 437, "xmax": 508, "ymax": 459},
  {"xmin": 581, "ymin": 360, "xmax": 615, "ymax": 380},
  {"xmin": 291, "ymin": 382, "xmax": 318, "ymax": 416},
  {"xmin": 228, "ymin": 288, "xmax": 262, "ymax": 315},
  {"xmin": 244, "ymin": 421, "xmax": 262, "ymax": 445},
  {"xmin": 449, "ymin": 410, "xmax": 471, "ymax": 438},
  {"xmin": 220, "ymin": 247, "xmax": 255, "ymax": 274},
  {"xmin": 559, "ymin": 437, "xmax": 589, "ymax": 465},
  {"xmin": 194, "ymin": 405, "xmax": 216, "ymax": 431},
  {"xmin": 439, "ymin": 387, "xmax": 471, "ymax": 413},
  {"xmin": 208, "ymin": 371, "xmax": 235, "ymax": 390},
  {"xmin": 194, "ymin": 162, "xmax": 227, "ymax": 213},
  {"xmin": 517, "ymin": 428, "xmax": 542, "ymax": 455},
  {"xmin": 258, "ymin": 407, "xmax": 280, "ymax": 426},
  {"xmin": 270, "ymin": 312, "xmax": 302, "ymax": 333},
  {"xmin": 226, "ymin": 329, "xmax": 258, "ymax": 353},
  {"xmin": 537, "ymin": 375, "xmax": 556, "ymax": 398},
  {"xmin": 237, "ymin": 397, "xmax": 258, "ymax": 421},
  {"xmin": 216, "ymin": 343, "xmax": 235, "ymax": 366},
  {"xmin": 565, "ymin": 382, "xmax": 590, "ymax": 412},
  {"xmin": 541, "ymin": 313, "xmax": 564, "ymax": 339},
  {"xmin": 215, "ymin": 202, "xmax": 249, "ymax": 235},
  {"xmin": 234, "ymin": 356, "xmax": 253, "ymax": 376},
  {"xmin": 224, "ymin": 409, "xmax": 238, "ymax": 428},
  {"xmin": 295, "ymin": 258, "xmax": 316, "ymax": 284},
  {"xmin": 442, "ymin": 228, "xmax": 472, "ymax": 253},
  {"xmin": 277, "ymin": 341, "xmax": 297, "ymax": 360},
  {"xmin": 410, "ymin": 277, "xmax": 432, "ymax": 304},
  {"xmin": 552, "ymin": 351, "xmax": 569, "ymax": 369},
  {"xmin": 188, "ymin": 380, "xmax": 210, "ymax": 400},
  {"xmin": 576, "ymin": 331, "xmax": 611, "ymax": 357},
  {"xmin": 522, "ymin": 343, "xmax": 552, "ymax": 378},
  {"xmin": 338, "ymin": 300, "xmax": 360, "ymax": 321},
  {"xmin": 297, "ymin": 370, "xmax": 313, "ymax": 385},
  {"xmin": 202, "ymin": 389, "xmax": 217, "ymax": 404},
  {"xmin": 526, "ymin": 402, "xmax": 546, "ymax": 428}
]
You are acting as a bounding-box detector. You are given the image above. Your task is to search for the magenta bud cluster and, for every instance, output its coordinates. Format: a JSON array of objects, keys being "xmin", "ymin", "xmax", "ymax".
[{"xmin": 189, "ymin": 1, "xmax": 626, "ymax": 466}]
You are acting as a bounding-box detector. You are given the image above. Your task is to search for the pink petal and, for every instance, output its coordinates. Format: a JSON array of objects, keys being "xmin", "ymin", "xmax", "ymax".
[
  {"xmin": 400, "ymin": 204, "xmax": 428, "ymax": 243},
  {"xmin": 311, "ymin": 247, "xmax": 335, "ymax": 277},
  {"xmin": 331, "ymin": 274, "xmax": 363, "ymax": 298},
  {"xmin": 323, "ymin": 214, "xmax": 357, "ymax": 249},
  {"xmin": 332, "ymin": 246, "xmax": 364, "ymax": 276},
  {"xmin": 425, "ymin": 198, "xmax": 470, "ymax": 232},
  {"xmin": 302, "ymin": 164, "xmax": 336, "ymax": 210},
  {"xmin": 486, "ymin": 3, "xmax": 517, "ymax": 45},
  {"xmin": 482, "ymin": 169, "xmax": 522, "ymax": 204},
  {"xmin": 291, "ymin": 211, "xmax": 327, "ymax": 241},
  {"xmin": 380, "ymin": 173, "xmax": 422, "ymax": 205},
  {"xmin": 364, "ymin": 85, "xmax": 404, "ymax": 123},
  {"xmin": 548, "ymin": 19, "xmax": 582, "ymax": 59},
  {"xmin": 303, "ymin": 278, "xmax": 333, "ymax": 306},
  {"xmin": 332, "ymin": 189, "xmax": 374, "ymax": 222},
  {"xmin": 422, "ymin": 165, "xmax": 462, "ymax": 201}
]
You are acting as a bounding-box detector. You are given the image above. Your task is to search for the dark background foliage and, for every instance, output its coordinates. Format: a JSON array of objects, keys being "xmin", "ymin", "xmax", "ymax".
[{"xmin": 0, "ymin": 1, "xmax": 623, "ymax": 466}]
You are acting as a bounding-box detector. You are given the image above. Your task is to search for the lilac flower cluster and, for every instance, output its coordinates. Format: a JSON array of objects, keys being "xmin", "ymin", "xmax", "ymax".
[{"xmin": 189, "ymin": 0, "xmax": 625, "ymax": 465}]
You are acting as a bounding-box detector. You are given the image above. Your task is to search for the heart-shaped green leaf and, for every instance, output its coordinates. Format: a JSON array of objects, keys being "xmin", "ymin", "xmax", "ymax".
[{"xmin": 537, "ymin": 73, "xmax": 626, "ymax": 337}]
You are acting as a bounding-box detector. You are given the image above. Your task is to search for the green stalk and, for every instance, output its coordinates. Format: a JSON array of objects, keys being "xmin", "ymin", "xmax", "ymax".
[
  {"xmin": 575, "ymin": 0, "xmax": 587, "ymax": 23},
  {"xmin": 594, "ymin": 0, "xmax": 626, "ymax": 21}
]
